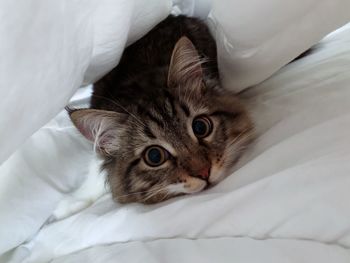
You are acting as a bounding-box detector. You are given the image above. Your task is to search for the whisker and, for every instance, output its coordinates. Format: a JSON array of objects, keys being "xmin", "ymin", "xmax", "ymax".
[
  {"xmin": 220, "ymin": 128, "xmax": 255, "ymax": 168},
  {"xmin": 228, "ymin": 128, "xmax": 253, "ymax": 147},
  {"xmin": 143, "ymin": 185, "xmax": 167, "ymax": 202},
  {"xmin": 143, "ymin": 188, "xmax": 164, "ymax": 201},
  {"xmin": 161, "ymin": 191, "xmax": 172, "ymax": 202},
  {"xmin": 113, "ymin": 186, "xmax": 166, "ymax": 199}
]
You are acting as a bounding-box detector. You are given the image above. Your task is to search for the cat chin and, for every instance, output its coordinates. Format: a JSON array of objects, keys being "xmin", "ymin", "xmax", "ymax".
[
  {"xmin": 165, "ymin": 166, "xmax": 231, "ymax": 196},
  {"xmin": 166, "ymin": 180, "xmax": 207, "ymax": 195}
]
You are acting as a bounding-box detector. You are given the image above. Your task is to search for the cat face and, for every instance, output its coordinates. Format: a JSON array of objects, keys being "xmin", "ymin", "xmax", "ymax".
[{"xmin": 69, "ymin": 37, "xmax": 253, "ymax": 204}]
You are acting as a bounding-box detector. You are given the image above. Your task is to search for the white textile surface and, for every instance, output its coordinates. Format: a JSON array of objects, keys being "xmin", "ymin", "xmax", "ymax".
[
  {"xmin": 0, "ymin": 0, "xmax": 171, "ymax": 164},
  {"xmin": 210, "ymin": 0, "xmax": 350, "ymax": 92},
  {"xmin": 1, "ymin": 21, "xmax": 350, "ymax": 263},
  {"xmin": 1, "ymin": 0, "xmax": 349, "ymax": 165}
]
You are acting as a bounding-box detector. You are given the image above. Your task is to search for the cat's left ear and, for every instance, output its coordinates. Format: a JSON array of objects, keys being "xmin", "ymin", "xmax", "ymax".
[
  {"xmin": 67, "ymin": 108, "xmax": 126, "ymax": 155},
  {"xmin": 168, "ymin": 36, "xmax": 203, "ymax": 89}
]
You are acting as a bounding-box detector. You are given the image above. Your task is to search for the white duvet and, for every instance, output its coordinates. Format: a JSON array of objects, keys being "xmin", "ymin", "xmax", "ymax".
[
  {"xmin": 1, "ymin": 20, "xmax": 350, "ymax": 263},
  {"xmin": 2, "ymin": 0, "xmax": 349, "ymax": 165}
]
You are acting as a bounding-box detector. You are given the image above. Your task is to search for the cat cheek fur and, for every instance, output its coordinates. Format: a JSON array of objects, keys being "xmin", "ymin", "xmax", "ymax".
[{"xmin": 210, "ymin": 116, "xmax": 254, "ymax": 184}]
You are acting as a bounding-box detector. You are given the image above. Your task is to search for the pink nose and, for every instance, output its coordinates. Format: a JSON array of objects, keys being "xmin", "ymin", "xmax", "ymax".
[{"xmin": 197, "ymin": 167, "xmax": 210, "ymax": 179}]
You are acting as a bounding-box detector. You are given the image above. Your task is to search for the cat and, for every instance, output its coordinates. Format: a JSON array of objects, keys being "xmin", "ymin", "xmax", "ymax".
[{"xmin": 68, "ymin": 15, "xmax": 254, "ymax": 204}]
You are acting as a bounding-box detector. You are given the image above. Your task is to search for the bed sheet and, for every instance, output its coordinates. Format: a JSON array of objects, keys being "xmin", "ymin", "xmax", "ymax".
[{"xmin": 2, "ymin": 21, "xmax": 350, "ymax": 263}]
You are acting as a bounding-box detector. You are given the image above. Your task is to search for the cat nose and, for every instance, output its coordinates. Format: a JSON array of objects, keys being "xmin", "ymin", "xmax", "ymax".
[{"xmin": 196, "ymin": 166, "xmax": 210, "ymax": 180}]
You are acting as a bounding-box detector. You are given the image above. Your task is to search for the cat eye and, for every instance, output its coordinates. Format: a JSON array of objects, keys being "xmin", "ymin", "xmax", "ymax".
[
  {"xmin": 192, "ymin": 116, "xmax": 212, "ymax": 138},
  {"xmin": 144, "ymin": 146, "xmax": 168, "ymax": 167}
]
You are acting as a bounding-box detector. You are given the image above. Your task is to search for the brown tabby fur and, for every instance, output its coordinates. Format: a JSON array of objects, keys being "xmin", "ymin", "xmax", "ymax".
[{"xmin": 68, "ymin": 15, "xmax": 254, "ymax": 204}]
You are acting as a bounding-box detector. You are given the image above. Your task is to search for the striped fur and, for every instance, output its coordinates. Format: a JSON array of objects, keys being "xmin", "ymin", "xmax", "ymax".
[{"xmin": 69, "ymin": 15, "xmax": 254, "ymax": 204}]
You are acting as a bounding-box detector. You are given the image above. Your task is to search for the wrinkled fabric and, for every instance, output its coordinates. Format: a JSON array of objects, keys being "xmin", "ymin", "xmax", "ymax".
[
  {"xmin": 0, "ymin": 0, "xmax": 171, "ymax": 164},
  {"xmin": 210, "ymin": 0, "xmax": 350, "ymax": 92},
  {"xmin": 1, "ymin": 0, "xmax": 349, "ymax": 164},
  {"xmin": 1, "ymin": 21, "xmax": 350, "ymax": 263}
]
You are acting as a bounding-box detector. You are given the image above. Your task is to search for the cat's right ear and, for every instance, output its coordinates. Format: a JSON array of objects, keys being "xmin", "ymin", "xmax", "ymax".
[
  {"xmin": 168, "ymin": 36, "xmax": 203, "ymax": 88},
  {"xmin": 67, "ymin": 108, "xmax": 125, "ymax": 155}
]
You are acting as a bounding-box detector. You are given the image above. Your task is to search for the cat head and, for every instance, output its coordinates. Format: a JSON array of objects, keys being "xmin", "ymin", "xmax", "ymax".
[{"xmin": 69, "ymin": 37, "xmax": 254, "ymax": 204}]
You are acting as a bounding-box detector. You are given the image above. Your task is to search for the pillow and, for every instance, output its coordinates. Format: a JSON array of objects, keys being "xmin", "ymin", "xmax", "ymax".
[
  {"xmin": 0, "ymin": 0, "xmax": 171, "ymax": 164},
  {"xmin": 208, "ymin": 0, "xmax": 350, "ymax": 92}
]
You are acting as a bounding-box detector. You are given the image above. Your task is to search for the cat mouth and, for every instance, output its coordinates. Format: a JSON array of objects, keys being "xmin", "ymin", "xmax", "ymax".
[
  {"xmin": 198, "ymin": 174, "xmax": 212, "ymax": 191},
  {"xmin": 196, "ymin": 168, "xmax": 212, "ymax": 190}
]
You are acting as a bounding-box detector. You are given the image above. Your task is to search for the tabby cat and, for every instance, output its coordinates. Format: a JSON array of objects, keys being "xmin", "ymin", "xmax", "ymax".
[{"xmin": 68, "ymin": 15, "xmax": 254, "ymax": 204}]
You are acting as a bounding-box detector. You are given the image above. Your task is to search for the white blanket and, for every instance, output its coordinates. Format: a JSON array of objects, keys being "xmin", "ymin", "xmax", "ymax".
[
  {"xmin": 2, "ymin": 21, "xmax": 350, "ymax": 263},
  {"xmin": 2, "ymin": 0, "xmax": 349, "ymax": 165},
  {"xmin": 0, "ymin": 0, "xmax": 171, "ymax": 164}
]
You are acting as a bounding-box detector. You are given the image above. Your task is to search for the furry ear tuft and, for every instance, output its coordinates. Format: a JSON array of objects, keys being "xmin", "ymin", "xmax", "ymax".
[
  {"xmin": 67, "ymin": 108, "xmax": 125, "ymax": 155},
  {"xmin": 167, "ymin": 36, "xmax": 204, "ymax": 88}
]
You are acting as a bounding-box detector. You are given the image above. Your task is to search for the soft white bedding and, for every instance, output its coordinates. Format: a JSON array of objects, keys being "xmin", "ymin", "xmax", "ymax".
[
  {"xmin": 2, "ymin": 0, "xmax": 349, "ymax": 165},
  {"xmin": 0, "ymin": 0, "xmax": 171, "ymax": 164},
  {"xmin": 1, "ymin": 21, "xmax": 350, "ymax": 263}
]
